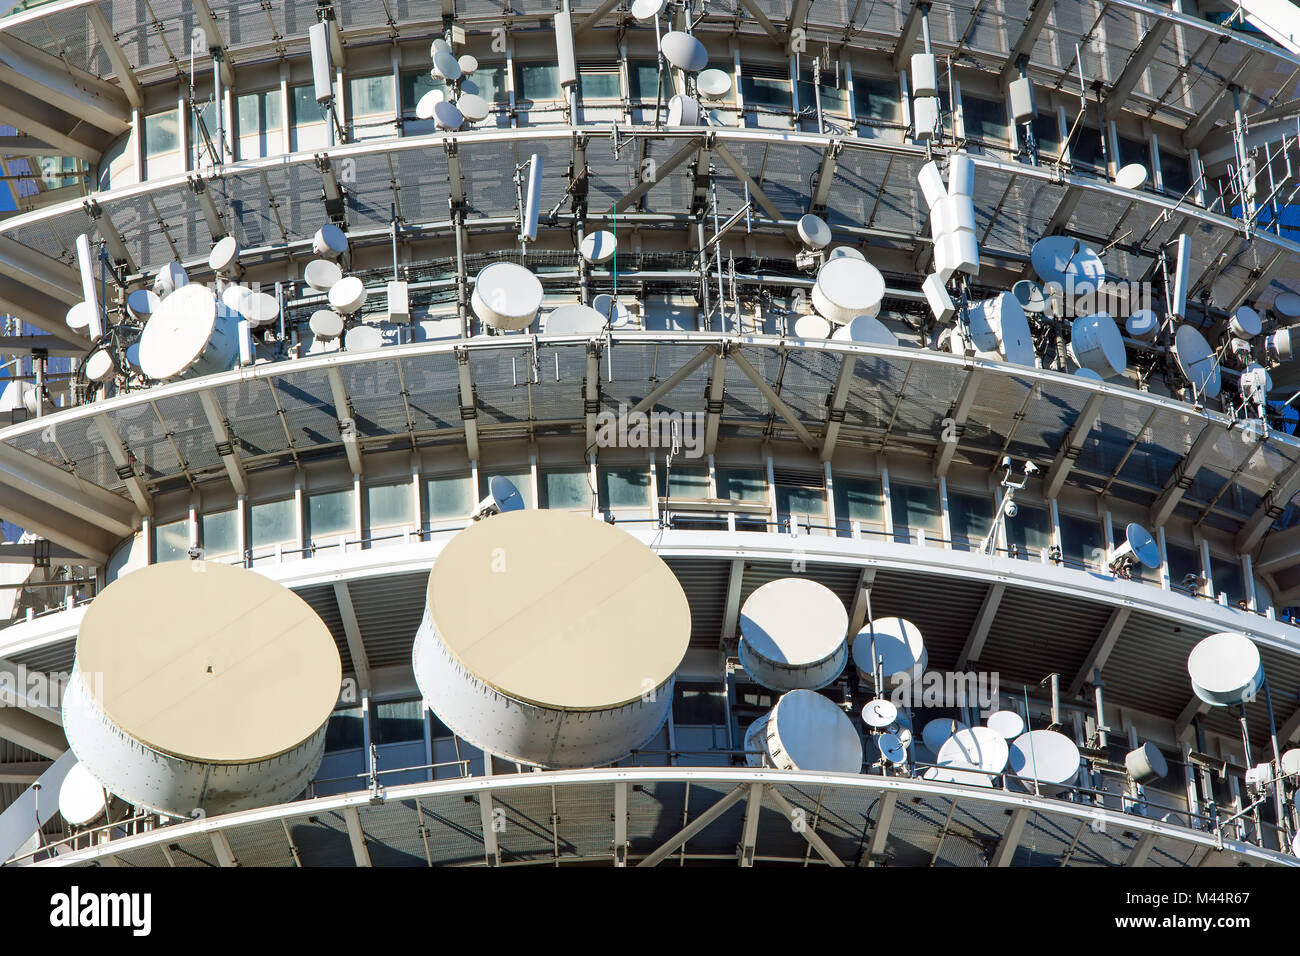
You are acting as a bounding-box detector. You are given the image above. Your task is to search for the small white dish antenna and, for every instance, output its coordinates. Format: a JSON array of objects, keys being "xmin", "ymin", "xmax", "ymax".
[
  {"xmin": 827, "ymin": 246, "xmax": 866, "ymax": 262},
  {"xmin": 543, "ymin": 304, "xmax": 608, "ymax": 335},
  {"xmin": 430, "ymin": 38, "xmax": 451, "ymax": 57},
  {"xmin": 792, "ymin": 314, "xmax": 830, "ymax": 339},
  {"xmin": 922, "ymin": 718, "xmax": 969, "ymax": 754},
  {"xmin": 796, "ymin": 213, "xmax": 832, "ymax": 250},
  {"xmin": 1173, "ymin": 324, "xmax": 1221, "ymax": 399},
  {"xmin": 344, "ymin": 324, "xmax": 383, "ymax": 352},
  {"xmin": 853, "ymin": 617, "xmax": 927, "ymax": 688},
  {"xmin": 1230, "ymin": 305, "xmax": 1262, "ymax": 339},
  {"xmin": 432, "ymin": 49, "xmax": 462, "ymax": 82},
  {"xmin": 474, "ymin": 475, "xmax": 526, "ymax": 520},
  {"xmin": 1074, "ymin": 367, "xmax": 1104, "ymax": 382},
  {"xmin": 763, "ymin": 689, "xmax": 863, "ymax": 774},
  {"xmin": 309, "ymin": 309, "xmax": 344, "ymax": 340},
  {"xmin": 1125, "ymin": 742, "xmax": 1168, "ymax": 783},
  {"xmin": 59, "ymin": 763, "xmax": 108, "ymax": 827},
  {"xmin": 1011, "ymin": 279, "xmax": 1047, "ymax": 314},
  {"xmin": 660, "ymin": 31, "xmax": 708, "ymax": 72},
  {"xmin": 579, "ymin": 230, "xmax": 618, "ymax": 264},
  {"xmin": 85, "ymin": 348, "xmax": 117, "ymax": 383},
  {"xmin": 738, "ymin": 578, "xmax": 849, "ymax": 692},
  {"xmin": 877, "ymin": 733, "xmax": 907, "ymax": 765},
  {"xmin": 591, "ymin": 294, "xmax": 632, "ymax": 328},
  {"xmin": 471, "ymin": 262, "xmax": 544, "ymax": 331},
  {"xmin": 126, "ymin": 288, "xmax": 160, "ymax": 322},
  {"xmin": 241, "ymin": 290, "xmax": 281, "ymax": 328},
  {"xmin": 1069, "ymin": 312, "xmax": 1127, "ymax": 377},
  {"xmin": 208, "ymin": 236, "xmax": 242, "ymax": 276},
  {"xmin": 862, "ymin": 697, "xmax": 898, "ymax": 729},
  {"xmin": 1126, "ymin": 308, "xmax": 1159, "ymax": 342},
  {"xmin": 831, "ymin": 314, "xmax": 896, "ymax": 346},
  {"xmin": 304, "ymin": 258, "xmax": 343, "ymax": 293},
  {"xmin": 458, "ymin": 54, "xmax": 478, "ymax": 76},
  {"xmin": 313, "ymin": 224, "xmax": 349, "ymax": 260},
  {"xmin": 1280, "ymin": 748, "xmax": 1300, "ymax": 777},
  {"xmin": 1273, "ymin": 292, "xmax": 1300, "ymax": 319},
  {"xmin": 433, "ymin": 100, "xmax": 465, "ymax": 130},
  {"xmin": 697, "ymin": 68, "xmax": 732, "ymax": 99},
  {"xmin": 812, "ymin": 256, "xmax": 885, "ymax": 322},
  {"xmin": 985, "ymin": 710, "xmax": 1024, "ymax": 740},
  {"xmin": 65, "ymin": 301, "xmax": 95, "ymax": 332},
  {"xmin": 1109, "ymin": 522, "xmax": 1160, "ymax": 573},
  {"xmin": 1114, "ymin": 163, "xmax": 1149, "ymax": 190},
  {"xmin": 666, "ymin": 94, "xmax": 700, "ymax": 126},
  {"xmin": 1030, "ymin": 235, "xmax": 1105, "ymax": 295},
  {"xmin": 937, "ymin": 726, "xmax": 1009, "ymax": 774},
  {"xmin": 1008, "ymin": 730, "xmax": 1081, "ymax": 789},
  {"xmin": 631, "ymin": 0, "xmax": 665, "ymax": 19},
  {"xmin": 457, "ymin": 92, "xmax": 490, "ymax": 123},
  {"xmin": 1188, "ymin": 632, "xmax": 1263, "ymax": 706},
  {"xmin": 153, "ymin": 261, "xmax": 189, "ymax": 297},
  {"xmin": 415, "ymin": 88, "xmax": 446, "ymax": 120},
  {"xmin": 329, "ymin": 276, "xmax": 368, "ymax": 315}
]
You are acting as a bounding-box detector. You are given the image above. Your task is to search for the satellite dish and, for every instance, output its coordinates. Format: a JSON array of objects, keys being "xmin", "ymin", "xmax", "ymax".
[
  {"xmin": 812, "ymin": 256, "xmax": 885, "ymax": 322},
  {"xmin": 1069, "ymin": 312, "xmax": 1126, "ymax": 377},
  {"xmin": 739, "ymin": 578, "xmax": 849, "ymax": 692},
  {"xmin": 743, "ymin": 715, "xmax": 770, "ymax": 767},
  {"xmin": 1274, "ymin": 292, "xmax": 1300, "ymax": 319},
  {"xmin": 1188, "ymin": 632, "xmax": 1263, "ymax": 706},
  {"xmin": 126, "ymin": 288, "xmax": 160, "ymax": 322},
  {"xmin": 792, "ymin": 314, "xmax": 830, "ymax": 339},
  {"xmin": 65, "ymin": 301, "xmax": 95, "ymax": 332},
  {"xmin": 85, "ymin": 348, "xmax": 117, "ymax": 384},
  {"xmin": 309, "ymin": 309, "xmax": 344, "ymax": 341},
  {"xmin": 762, "ymin": 689, "xmax": 863, "ymax": 774},
  {"xmin": 473, "ymin": 475, "xmax": 526, "ymax": 520},
  {"xmin": 1030, "ymin": 236, "xmax": 1105, "ymax": 295},
  {"xmin": 457, "ymin": 92, "xmax": 490, "ymax": 123},
  {"xmin": 328, "ymin": 276, "xmax": 368, "ymax": 315},
  {"xmin": 592, "ymin": 294, "xmax": 632, "ymax": 328},
  {"xmin": 797, "ymin": 213, "xmax": 832, "ymax": 250},
  {"xmin": 579, "ymin": 230, "xmax": 618, "ymax": 264},
  {"xmin": 1109, "ymin": 522, "xmax": 1160, "ymax": 572},
  {"xmin": 415, "ymin": 88, "xmax": 446, "ymax": 120},
  {"xmin": 313, "ymin": 224, "xmax": 349, "ymax": 260},
  {"xmin": 862, "ymin": 697, "xmax": 898, "ymax": 729},
  {"xmin": 1114, "ymin": 163, "xmax": 1149, "ymax": 190},
  {"xmin": 304, "ymin": 258, "xmax": 343, "ymax": 292},
  {"xmin": 1125, "ymin": 742, "xmax": 1168, "ymax": 783},
  {"xmin": 433, "ymin": 100, "xmax": 465, "ymax": 130},
  {"xmin": 697, "ymin": 68, "xmax": 732, "ymax": 99},
  {"xmin": 458, "ymin": 54, "xmax": 478, "ymax": 76},
  {"xmin": 666, "ymin": 94, "xmax": 700, "ymax": 126},
  {"xmin": 430, "ymin": 38, "xmax": 451, "ymax": 57},
  {"xmin": 1011, "ymin": 279, "xmax": 1047, "ymax": 314},
  {"xmin": 923, "ymin": 765, "xmax": 994, "ymax": 787},
  {"xmin": 344, "ymin": 324, "xmax": 383, "ymax": 352},
  {"xmin": 124, "ymin": 341, "xmax": 142, "ymax": 372},
  {"xmin": 660, "ymin": 31, "xmax": 708, "ymax": 72},
  {"xmin": 240, "ymin": 290, "xmax": 281, "ymax": 328},
  {"xmin": 59, "ymin": 762, "xmax": 108, "ymax": 827},
  {"xmin": 208, "ymin": 236, "xmax": 242, "ymax": 276},
  {"xmin": 831, "ymin": 314, "xmax": 896, "ymax": 346},
  {"xmin": 138, "ymin": 284, "xmax": 239, "ymax": 380},
  {"xmin": 877, "ymin": 732, "xmax": 907, "ymax": 765},
  {"xmin": 432, "ymin": 49, "xmax": 462, "ymax": 81},
  {"xmin": 153, "ymin": 261, "xmax": 189, "ymax": 297},
  {"xmin": 1173, "ymin": 324, "xmax": 1221, "ymax": 398},
  {"xmin": 937, "ymin": 726, "xmax": 1009, "ymax": 774},
  {"xmin": 221, "ymin": 284, "xmax": 253, "ymax": 315},
  {"xmin": 968, "ymin": 293, "xmax": 1034, "ymax": 367},
  {"xmin": 1281, "ymin": 748, "xmax": 1300, "ymax": 777},
  {"xmin": 1126, "ymin": 309, "xmax": 1159, "ymax": 342},
  {"xmin": 1074, "ymin": 367, "xmax": 1104, "ymax": 382},
  {"xmin": 472, "ymin": 262, "xmax": 544, "ymax": 331},
  {"xmin": 852, "ymin": 617, "xmax": 927, "ymax": 688},
  {"xmin": 1008, "ymin": 730, "xmax": 1081, "ymax": 790},
  {"xmin": 985, "ymin": 710, "xmax": 1025, "ymax": 740},
  {"xmin": 827, "ymin": 246, "xmax": 866, "ymax": 262},
  {"xmin": 543, "ymin": 304, "xmax": 608, "ymax": 335},
  {"xmin": 459, "ymin": 78, "xmax": 480, "ymax": 97},
  {"xmin": 631, "ymin": 0, "xmax": 665, "ymax": 20},
  {"xmin": 922, "ymin": 718, "xmax": 969, "ymax": 754},
  {"xmin": 1230, "ymin": 305, "xmax": 1262, "ymax": 339}
]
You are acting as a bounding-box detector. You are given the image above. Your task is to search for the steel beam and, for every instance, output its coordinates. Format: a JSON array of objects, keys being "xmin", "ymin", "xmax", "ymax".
[
  {"xmin": 611, "ymin": 138, "xmax": 701, "ymax": 213},
  {"xmin": 956, "ymin": 583, "xmax": 1005, "ymax": 669},
  {"xmin": 728, "ymin": 349, "xmax": 818, "ymax": 451},
  {"xmin": 613, "ymin": 780, "xmax": 628, "ymax": 866},
  {"xmin": 333, "ymin": 582, "xmax": 373, "ymax": 693},
  {"xmin": 713, "ymin": 143, "xmax": 787, "ymax": 224},
  {"xmin": 990, "ymin": 807, "xmax": 1029, "ymax": 866},
  {"xmin": 1150, "ymin": 422, "xmax": 1224, "ymax": 528},
  {"xmin": 0, "ymin": 707, "xmax": 66, "ymax": 759},
  {"xmin": 193, "ymin": 0, "xmax": 236, "ymax": 85},
  {"xmin": 1067, "ymin": 607, "xmax": 1131, "ymax": 696},
  {"xmin": 808, "ymin": 141, "xmax": 841, "ymax": 216},
  {"xmin": 0, "ymin": 335, "xmax": 85, "ymax": 358},
  {"xmin": 737, "ymin": 782, "xmax": 764, "ymax": 866},
  {"xmin": 1126, "ymin": 830, "xmax": 1157, "ymax": 866},
  {"xmin": 1174, "ymin": 696, "xmax": 1211, "ymax": 741},
  {"xmin": 636, "ymin": 784, "xmax": 747, "ymax": 867},
  {"xmin": 736, "ymin": 0, "xmax": 784, "ymax": 43},
  {"xmin": 210, "ymin": 831, "xmax": 238, "ymax": 867},
  {"xmin": 479, "ymin": 791, "xmax": 501, "ymax": 866},
  {"xmin": 721, "ymin": 558, "xmax": 744, "ymax": 644},
  {"xmin": 1044, "ymin": 392, "xmax": 1104, "ymax": 499},
  {"xmin": 0, "ymin": 33, "xmax": 131, "ymax": 134},
  {"xmin": 893, "ymin": 2, "xmax": 928, "ymax": 72},
  {"xmin": 821, "ymin": 352, "xmax": 857, "ymax": 462},
  {"xmin": 92, "ymin": 413, "xmax": 153, "ymax": 517},
  {"xmin": 0, "ymin": 235, "xmax": 83, "ymax": 307},
  {"xmin": 628, "ymin": 345, "xmax": 716, "ymax": 416},
  {"xmin": 86, "ymin": 5, "xmax": 142, "ymax": 108},
  {"xmin": 327, "ymin": 367, "xmax": 364, "ymax": 476},
  {"xmin": 455, "ymin": 347, "xmax": 480, "ymax": 461},
  {"xmin": 574, "ymin": 0, "xmax": 623, "ymax": 35},
  {"xmin": 343, "ymin": 806, "xmax": 372, "ymax": 866},
  {"xmin": 199, "ymin": 390, "xmax": 247, "ymax": 496},
  {"xmin": 0, "ymin": 541, "xmax": 81, "ymax": 564},
  {"xmin": 866, "ymin": 790, "xmax": 896, "ymax": 862},
  {"xmin": 1102, "ymin": 21, "xmax": 1173, "ymax": 120},
  {"xmin": 704, "ymin": 349, "xmax": 726, "ymax": 455},
  {"xmin": 934, "ymin": 369, "xmax": 982, "ymax": 477},
  {"xmin": 0, "ymin": 761, "xmax": 51, "ymax": 784},
  {"xmin": 1238, "ymin": 458, "xmax": 1300, "ymax": 553},
  {"xmin": 584, "ymin": 342, "xmax": 601, "ymax": 452},
  {"xmin": 764, "ymin": 785, "xmax": 845, "ymax": 867},
  {"xmin": 1000, "ymin": 0, "xmax": 1059, "ymax": 84},
  {"xmin": 0, "ymin": 441, "xmax": 137, "ymax": 536}
]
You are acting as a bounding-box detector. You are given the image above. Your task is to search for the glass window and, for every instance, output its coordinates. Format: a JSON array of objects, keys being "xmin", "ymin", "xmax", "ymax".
[
  {"xmin": 541, "ymin": 467, "xmax": 592, "ymax": 510},
  {"xmin": 1069, "ymin": 122, "xmax": 1106, "ymax": 170},
  {"xmin": 775, "ymin": 482, "xmax": 825, "ymax": 527},
  {"xmin": 290, "ymin": 84, "xmax": 328, "ymax": 150},
  {"xmin": 325, "ymin": 706, "xmax": 364, "ymax": 751},
  {"xmin": 1167, "ymin": 542, "xmax": 1201, "ymax": 594},
  {"xmin": 855, "ymin": 75, "xmax": 900, "ymax": 123},
  {"xmin": 598, "ymin": 465, "xmax": 650, "ymax": 510},
  {"xmin": 717, "ymin": 468, "xmax": 767, "ymax": 503},
  {"xmin": 472, "ymin": 63, "xmax": 510, "ymax": 104},
  {"xmin": 1159, "ymin": 147, "xmax": 1192, "ymax": 196},
  {"xmin": 400, "ymin": 70, "xmax": 437, "ymax": 113},
  {"xmin": 833, "ymin": 475, "xmax": 884, "ymax": 535},
  {"xmin": 250, "ymin": 498, "xmax": 296, "ymax": 551},
  {"xmin": 890, "ymin": 482, "xmax": 941, "ymax": 543},
  {"xmin": 349, "ymin": 74, "xmax": 394, "ymax": 117},
  {"xmin": 658, "ymin": 465, "xmax": 709, "ymax": 498},
  {"xmin": 629, "ymin": 61, "xmax": 672, "ymax": 101},
  {"xmin": 949, "ymin": 491, "xmax": 993, "ymax": 551},
  {"xmin": 518, "ymin": 63, "xmax": 561, "ymax": 101},
  {"xmin": 308, "ymin": 488, "xmax": 354, "ymax": 541},
  {"xmin": 190, "ymin": 99, "xmax": 218, "ymax": 166},
  {"xmin": 1118, "ymin": 134, "xmax": 1150, "ymax": 171},
  {"xmin": 797, "ymin": 69, "xmax": 849, "ymax": 115},
  {"xmin": 144, "ymin": 109, "xmax": 179, "ymax": 157},
  {"xmin": 1210, "ymin": 554, "xmax": 1246, "ymax": 606},
  {"xmin": 153, "ymin": 518, "xmax": 189, "ymax": 563},
  {"xmin": 1031, "ymin": 111, "xmax": 1060, "ymax": 155},
  {"xmin": 201, "ymin": 509, "xmax": 238, "ymax": 557},
  {"xmin": 741, "ymin": 73, "xmax": 792, "ymax": 110},
  {"xmin": 961, "ymin": 93, "xmax": 1007, "ymax": 144},
  {"xmin": 366, "ymin": 482, "xmax": 413, "ymax": 529},
  {"xmin": 1004, "ymin": 503, "xmax": 1051, "ymax": 557},
  {"xmin": 372, "ymin": 698, "xmax": 424, "ymax": 745},
  {"xmin": 578, "ymin": 65, "xmax": 621, "ymax": 100},
  {"xmin": 674, "ymin": 682, "xmax": 726, "ymax": 723},
  {"xmin": 477, "ymin": 470, "xmax": 532, "ymax": 510},
  {"xmin": 1060, "ymin": 513, "xmax": 1105, "ymax": 569},
  {"xmin": 235, "ymin": 89, "xmax": 282, "ymax": 159},
  {"xmin": 425, "ymin": 474, "xmax": 475, "ymax": 520}
]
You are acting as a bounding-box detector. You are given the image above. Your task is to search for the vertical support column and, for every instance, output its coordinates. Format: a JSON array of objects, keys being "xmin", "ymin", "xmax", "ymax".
[
  {"xmin": 1157, "ymin": 525, "xmax": 1170, "ymax": 590},
  {"xmin": 1197, "ymin": 535, "xmax": 1213, "ymax": 599},
  {"xmin": 410, "ymin": 452, "xmax": 422, "ymax": 539},
  {"xmin": 1242, "ymin": 553, "xmax": 1257, "ymax": 610},
  {"xmin": 824, "ymin": 460, "xmax": 836, "ymax": 535},
  {"xmin": 938, "ymin": 475, "xmax": 951, "ymax": 545},
  {"xmin": 880, "ymin": 462, "xmax": 893, "ymax": 538},
  {"xmin": 353, "ymin": 473, "xmax": 363, "ymax": 547},
  {"xmin": 294, "ymin": 473, "xmax": 306, "ymax": 557},
  {"xmin": 765, "ymin": 452, "xmax": 778, "ymax": 529},
  {"xmin": 236, "ymin": 494, "xmax": 247, "ymax": 563}
]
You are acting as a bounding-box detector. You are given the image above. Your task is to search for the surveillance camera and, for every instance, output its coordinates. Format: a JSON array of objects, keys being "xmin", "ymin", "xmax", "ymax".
[
  {"xmin": 1023, "ymin": 461, "xmax": 1040, "ymax": 475},
  {"xmin": 1004, "ymin": 498, "xmax": 1018, "ymax": 518},
  {"xmin": 1000, "ymin": 455, "xmax": 1012, "ymax": 470}
]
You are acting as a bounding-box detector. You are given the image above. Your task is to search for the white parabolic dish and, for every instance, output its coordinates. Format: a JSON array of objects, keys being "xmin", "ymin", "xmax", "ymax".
[
  {"xmin": 61, "ymin": 562, "xmax": 341, "ymax": 816},
  {"xmin": 853, "ymin": 616, "xmax": 927, "ymax": 685},
  {"xmin": 544, "ymin": 304, "xmax": 607, "ymax": 335},
  {"xmin": 660, "ymin": 31, "xmax": 708, "ymax": 72},
  {"xmin": 811, "ymin": 256, "xmax": 885, "ymax": 322},
  {"xmin": 412, "ymin": 510, "xmax": 691, "ymax": 767},
  {"xmin": 764, "ymin": 689, "xmax": 863, "ymax": 774},
  {"xmin": 1008, "ymin": 730, "xmax": 1081, "ymax": 787},
  {"xmin": 471, "ymin": 261, "xmax": 544, "ymax": 330},
  {"xmin": 1173, "ymin": 324, "xmax": 1222, "ymax": 398},
  {"xmin": 738, "ymin": 578, "xmax": 848, "ymax": 691},
  {"xmin": 832, "ymin": 314, "xmax": 896, "ymax": 346},
  {"xmin": 1188, "ymin": 632, "xmax": 1263, "ymax": 706},
  {"xmin": 138, "ymin": 284, "xmax": 239, "ymax": 381},
  {"xmin": 58, "ymin": 762, "xmax": 107, "ymax": 826},
  {"xmin": 937, "ymin": 726, "xmax": 1009, "ymax": 774}
]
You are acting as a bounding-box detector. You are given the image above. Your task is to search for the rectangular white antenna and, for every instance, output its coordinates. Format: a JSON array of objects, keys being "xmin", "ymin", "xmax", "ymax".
[
  {"xmin": 522, "ymin": 154, "xmax": 543, "ymax": 243},
  {"xmin": 74, "ymin": 233, "xmax": 103, "ymax": 340},
  {"xmin": 309, "ymin": 22, "xmax": 333, "ymax": 105},
  {"xmin": 555, "ymin": 12, "xmax": 577, "ymax": 89},
  {"xmin": 1170, "ymin": 234, "xmax": 1191, "ymax": 322}
]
